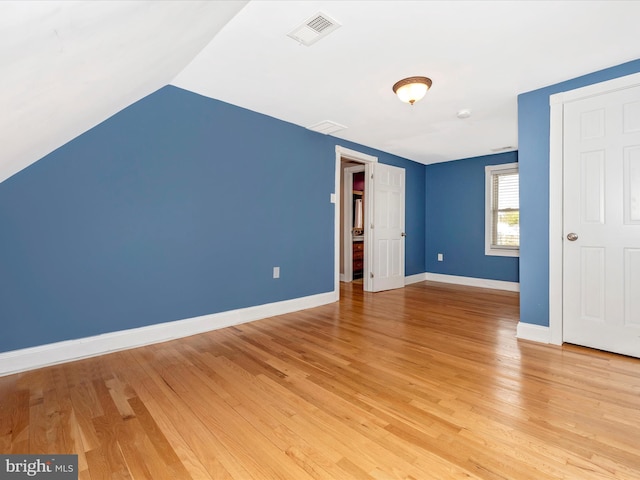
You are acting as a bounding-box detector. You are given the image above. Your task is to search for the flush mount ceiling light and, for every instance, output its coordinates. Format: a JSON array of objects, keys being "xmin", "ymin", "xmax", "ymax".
[{"xmin": 392, "ymin": 76, "xmax": 432, "ymax": 105}]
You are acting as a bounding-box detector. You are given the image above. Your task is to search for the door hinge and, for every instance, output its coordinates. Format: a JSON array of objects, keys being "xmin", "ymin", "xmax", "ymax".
[
  {"xmin": 371, "ymin": 173, "xmax": 374, "ymax": 179},
  {"xmin": 371, "ymin": 224, "xmax": 374, "ymax": 229},
  {"xmin": 370, "ymin": 272, "xmax": 374, "ymax": 278}
]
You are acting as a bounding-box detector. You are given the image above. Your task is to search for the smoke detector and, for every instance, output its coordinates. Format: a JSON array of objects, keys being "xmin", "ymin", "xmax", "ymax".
[{"xmin": 288, "ymin": 12, "xmax": 341, "ymax": 46}]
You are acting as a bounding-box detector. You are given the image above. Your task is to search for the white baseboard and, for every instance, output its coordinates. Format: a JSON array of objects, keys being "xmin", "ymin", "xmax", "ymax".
[
  {"xmin": 516, "ymin": 322, "xmax": 551, "ymax": 343},
  {"xmin": 0, "ymin": 291, "xmax": 338, "ymax": 377},
  {"xmin": 405, "ymin": 272, "xmax": 428, "ymax": 285},
  {"xmin": 342, "ymin": 273, "xmax": 426, "ymax": 285},
  {"xmin": 424, "ymin": 273, "xmax": 520, "ymax": 292}
]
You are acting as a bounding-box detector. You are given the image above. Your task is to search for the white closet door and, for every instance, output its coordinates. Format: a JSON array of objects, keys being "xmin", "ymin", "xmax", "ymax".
[{"xmin": 563, "ymin": 83, "xmax": 640, "ymax": 358}]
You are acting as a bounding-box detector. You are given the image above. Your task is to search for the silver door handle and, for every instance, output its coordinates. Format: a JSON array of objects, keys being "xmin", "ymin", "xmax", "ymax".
[
  {"xmin": 401, "ymin": 232, "xmax": 407, "ymax": 237},
  {"xmin": 567, "ymin": 233, "xmax": 578, "ymax": 241}
]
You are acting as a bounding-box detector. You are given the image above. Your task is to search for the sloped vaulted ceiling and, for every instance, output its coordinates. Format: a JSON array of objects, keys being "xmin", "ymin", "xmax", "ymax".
[{"xmin": 0, "ymin": 1, "xmax": 248, "ymax": 183}]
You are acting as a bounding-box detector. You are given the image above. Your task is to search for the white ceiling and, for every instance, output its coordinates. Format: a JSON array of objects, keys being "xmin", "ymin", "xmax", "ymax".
[
  {"xmin": 0, "ymin": 1, "xmax": 248, "ymax": 182},
  {"xmin": 2, "ymin": 1, "xmax": 640, "ymax": 182}
]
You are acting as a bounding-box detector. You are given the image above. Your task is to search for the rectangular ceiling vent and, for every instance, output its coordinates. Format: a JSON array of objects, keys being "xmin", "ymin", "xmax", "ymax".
[
  {"xmin": 307, "ymin": 120, "xmax": 347, "ymax": 135},
  {"xmin": 288, "ymin": 12, "xmax": 341, "ymax": 46}
]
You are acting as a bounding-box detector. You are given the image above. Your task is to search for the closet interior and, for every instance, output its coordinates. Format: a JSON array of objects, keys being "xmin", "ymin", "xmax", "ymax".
[{"xmin": 352, "ymin": 171, "xmax": 364, "ymax": 279}]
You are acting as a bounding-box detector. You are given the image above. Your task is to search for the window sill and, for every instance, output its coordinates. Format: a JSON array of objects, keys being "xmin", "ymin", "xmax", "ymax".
[{"xmin": 485, "ymin": 247, "xmax": 519, "ymax": 258}]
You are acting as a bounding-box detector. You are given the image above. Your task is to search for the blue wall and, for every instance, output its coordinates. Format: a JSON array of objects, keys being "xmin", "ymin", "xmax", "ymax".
[
  {"xmin": 518, "ymin": 58, "xmax": 640, "ymax": 327},
  {"xmin": 425, "ymin": 151, "xmax": 519, "ymax": 282},
  {"xmin": 0, "ymin": 85, "xmax": 426, "ymax": 353},
  {"xmin": 14, "ymin": 57, "xmax": 640, "ymax": 353}
]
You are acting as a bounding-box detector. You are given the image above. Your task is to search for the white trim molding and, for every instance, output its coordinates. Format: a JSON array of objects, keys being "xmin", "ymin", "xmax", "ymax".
[
  {"xmin": 405, "ymin": 273, "xmax": 428, "ymax": 285},
  {"xmin": 516, "ymin": 322, "xmax": 551, "ymax": 344},
  {"xmin": 0, "ymin": 291, "xmax": 337, "ymax": 377},
  {"xmin": 335, "ymin": 145, "xmax": 377, "ymax": 164},
  {"xmin": 334, "ymin": 145, "xmax": 378, "ymax": 295},
  {"xmin": 425, "ymin": 272, "xmax": 519, "ymax": 292}
]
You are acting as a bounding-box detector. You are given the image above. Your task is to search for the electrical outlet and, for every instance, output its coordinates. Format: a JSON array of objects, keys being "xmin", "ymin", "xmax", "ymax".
[
  {"xmin": 437, "ymin": 253, "xmax": 444, "ymax": 262},
  {"xmin": 273, "ymin": 266, "xmax": 280, "ymax": 279}
]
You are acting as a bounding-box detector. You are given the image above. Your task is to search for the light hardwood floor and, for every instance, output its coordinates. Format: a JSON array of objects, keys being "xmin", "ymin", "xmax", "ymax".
[{"xmin": 1, "ymin": 281, "xmax": 639, "ymax": 479}]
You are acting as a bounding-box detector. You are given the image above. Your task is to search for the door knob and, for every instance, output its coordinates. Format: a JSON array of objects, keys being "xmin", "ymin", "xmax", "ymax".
[
  {"xmin": 567, "ymin": 232, "xmax": 578, "ymax": 241},
  {"xmin": 401, "ymin": 232, "xmax": 407, "ymax": 237}
]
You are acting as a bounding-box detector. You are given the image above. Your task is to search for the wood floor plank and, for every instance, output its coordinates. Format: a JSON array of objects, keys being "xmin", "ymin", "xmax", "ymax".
[
  {"xmin": 128, "ymin": 352, "xmax": 249, "ymax": 479},
  {"xmin": 91, "ymin": 380, "xmax": 134, "ymax": 479},
  {"xmin": 9, "ymin": 389, "xmax": 30, "ymax": 453},
  {"xmin": 1, "ymin": 280, "xmax": 639, "ymax": 479},
  {"xmin": 199, "ymin": 353, "xmax": 351, "ymax": 479},
  {"xmin": 160, "ymin": 361, "xmax": 317, "ymax": 480},
  {"xmin": 68, "ymin": 383, "xmax": 102, "ymax": 453},
  {"xmin": 0, "ymin": 376, "xmax": 17, "ymax": 437}
]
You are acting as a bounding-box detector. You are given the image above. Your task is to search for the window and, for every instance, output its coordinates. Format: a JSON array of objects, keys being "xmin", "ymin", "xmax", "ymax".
[{"xmin": 485, "ymin": 163, "xmax": 519, "ymax": 257}]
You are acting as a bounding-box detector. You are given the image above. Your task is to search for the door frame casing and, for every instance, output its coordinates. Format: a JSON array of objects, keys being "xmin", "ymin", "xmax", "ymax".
[
  {"xmin": 334, "ymin": 146, "xmax": 378, "ymax": 295},
  {"xmin": 548, "ymin": 71, "xmax": 640, "ymax": 345}
]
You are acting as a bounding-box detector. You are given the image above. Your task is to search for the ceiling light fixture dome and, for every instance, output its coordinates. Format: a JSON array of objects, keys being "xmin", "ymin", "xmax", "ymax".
[{"xmin": 392, "ymin": 76, "xmax": 432, "ymax": 105}]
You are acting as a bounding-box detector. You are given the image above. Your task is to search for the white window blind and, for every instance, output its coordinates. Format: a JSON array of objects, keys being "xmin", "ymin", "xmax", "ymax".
[
  {"xmin": 491, "ymin": 171, "xmax": 519, "ymax": 247},
  {"xmin": 485, "ymin": 163, "xmax": 519, "ymax": 257}
]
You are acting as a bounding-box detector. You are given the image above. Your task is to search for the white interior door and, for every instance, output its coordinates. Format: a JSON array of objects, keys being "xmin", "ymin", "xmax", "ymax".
[
  {"xmin": 563, "ymin": 83, "xmax": 640, "ymax": 358},
  {"xmin": 367, "ymin": 163, "xmax": 405, "ymax": 292}
]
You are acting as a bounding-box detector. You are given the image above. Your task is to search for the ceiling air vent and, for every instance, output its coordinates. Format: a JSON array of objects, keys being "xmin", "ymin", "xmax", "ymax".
[
  {"xmin": 307, "ymin": 120, "xmax": 347, "ymax": 135},
  {"xmin": 288, "ymin": 12, "xmax": 341, "ymax": 46}
]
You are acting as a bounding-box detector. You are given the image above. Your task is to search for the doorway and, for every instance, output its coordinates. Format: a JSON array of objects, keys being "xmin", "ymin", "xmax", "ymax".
[
  {"xmin": 334, "ymin": 145, "xmax": 406, "ymax": 296},
  {"xmin": 335, "ymin": 146, "xmax": 376, "ymax": 293},
  {"xmin": 342, "ymin": 164, "xmax": 366, "ymax": 284}
]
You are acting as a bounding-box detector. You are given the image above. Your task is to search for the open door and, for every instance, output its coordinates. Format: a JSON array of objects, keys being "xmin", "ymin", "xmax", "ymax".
[{"xmin": 366, "ymin": 163, "xmax": 406, "ymax": 292}]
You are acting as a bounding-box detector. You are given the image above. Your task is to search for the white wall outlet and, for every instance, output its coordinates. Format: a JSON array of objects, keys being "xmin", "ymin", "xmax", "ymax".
[
  {"xmin": 273, "ymin": 266, "xmax": 280, "ymax": 278},
  {"xmin": 437, "ymin": 253, "xmax": 444, "ymax": 262}
]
